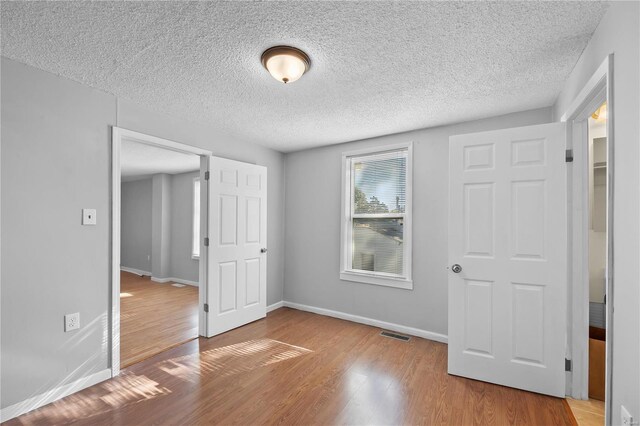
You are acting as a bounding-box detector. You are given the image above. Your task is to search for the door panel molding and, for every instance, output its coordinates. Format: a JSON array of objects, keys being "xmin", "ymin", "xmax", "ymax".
[
  {"xmin": 206, "ymin": 156, "xmax": 267, "ymax": 337},
  {"xmin": 448, "ymin": 122, "xmax": 567, "ymax": 397},
  {"xmin": 110, "ymin": 127, "xmax": 212, "ymax": 377}
]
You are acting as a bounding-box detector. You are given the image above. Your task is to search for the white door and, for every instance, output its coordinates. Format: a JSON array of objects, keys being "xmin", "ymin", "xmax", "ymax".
[
  {"xmin": 205, "ymin": 156, "xmax": 267, "ymax": 337},
  {"xmin": 448, "ymin": 122, "xmax": 567, "ymax": 397}
]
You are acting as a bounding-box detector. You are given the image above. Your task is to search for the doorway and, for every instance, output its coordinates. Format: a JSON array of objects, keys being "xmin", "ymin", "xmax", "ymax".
[
  {"xmin": 587, "ymin": 101, "xmax": 608, "ymax": 400},
  {"xmin": 111, "ymin": 128, "xmax": 212, "ymax": 375},
  {"xmin": 562, "ymin": 55, "xmax": 614, "ymax": 425},
  {"xmin": 575, "ymin": 102, "xmax": 608, "ymax": 423},
  {"xmin": 119, "ymin": 139, "xmax": 203, "ymax": 367},
  {"xmin": 111, "ymin": 128, "xmax": 269, "ymax": 375}
]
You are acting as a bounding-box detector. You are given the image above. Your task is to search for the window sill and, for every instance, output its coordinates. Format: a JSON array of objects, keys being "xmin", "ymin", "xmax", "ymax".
[
  {"xmin": 191, "ymin": 255, "xmax": 200, "ymax": 260},
  {"xmin": 340, "ymin": 271, "xmax": 413, "ymax": 290}
]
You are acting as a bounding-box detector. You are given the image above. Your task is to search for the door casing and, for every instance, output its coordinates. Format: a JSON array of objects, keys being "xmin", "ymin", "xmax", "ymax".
[
  {"xmin": 560, "ymin": 54, "xmax": 614, "ymax": 424},
  {"xmin": 110, "ymin": 127, "xmax": 212, "ymax": 377}
]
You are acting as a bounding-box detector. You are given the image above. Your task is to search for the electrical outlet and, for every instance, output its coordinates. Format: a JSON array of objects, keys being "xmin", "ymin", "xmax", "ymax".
[
  {"xmin": 622, "ymin": 405, "xmax": 635, "ymax": 426},
  {"xmin": 65, "ymin": 313, "xmax": 80, "ymax": 332}
]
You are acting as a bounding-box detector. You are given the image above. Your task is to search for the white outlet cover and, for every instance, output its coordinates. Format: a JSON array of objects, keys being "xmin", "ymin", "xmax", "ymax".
[
  {"xmin": 65, "ymin": 313, "xmax": 80, "ymax": 332},
  {"xmin": 82, "ymin": 209, "xmax": 97, "ymax": 225}
]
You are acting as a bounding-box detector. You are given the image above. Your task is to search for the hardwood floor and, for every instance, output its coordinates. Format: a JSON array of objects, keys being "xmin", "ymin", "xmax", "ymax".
[
  {"xmin": 566, "ymin": 398, "xmax": 605, "ymax": 426},
  {"xmin": 120, "ymin": 271, "xmax": 199, "ymax": 368},
  {"xmin": 8, "ymin": 308, "xmax": 574, "ymax": 425}
]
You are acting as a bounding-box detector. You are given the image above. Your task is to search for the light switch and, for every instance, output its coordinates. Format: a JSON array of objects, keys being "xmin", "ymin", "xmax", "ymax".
[{"xmin": 82, "ymin": 209, "xmax": 97, "ymax": 225}]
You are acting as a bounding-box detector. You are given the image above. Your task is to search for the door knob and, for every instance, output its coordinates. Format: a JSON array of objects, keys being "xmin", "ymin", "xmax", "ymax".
[
  {"xmin": 451, "ymin": 264, "xmax": 462, "ymax": 273},
  {"xmin": 261, "ymin": 248, "xmax": 268, "ymax": 253}
]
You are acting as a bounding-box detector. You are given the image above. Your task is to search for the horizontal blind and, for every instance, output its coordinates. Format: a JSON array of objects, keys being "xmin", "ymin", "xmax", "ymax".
[
  {"xmin": 350, "ymin": 150, "xmax": 407, "ymax": 275},
  {"xmin": 353, "ymin": 151, "xmax": 407, "ymax": 215}
]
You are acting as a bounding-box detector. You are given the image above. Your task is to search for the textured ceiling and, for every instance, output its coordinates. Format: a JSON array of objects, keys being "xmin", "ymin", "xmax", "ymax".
[
  {"xmin": 1, "ymin": 1, "xmax": 608, "ymax": 152},
  {"xmin": 121, "ymin": 140, "xmax": 199, "ymax": 181}
]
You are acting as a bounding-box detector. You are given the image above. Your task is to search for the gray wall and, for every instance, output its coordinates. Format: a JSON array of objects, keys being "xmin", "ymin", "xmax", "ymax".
[
  {"xmin": 170, "ymin": 171, "xmax": 200, "ymax": 283},
  {"xmin": 284, "ymin": 107, "xmax": 552, "ymax": 336},
  {"xmin": 553, "ymin": 2, "xmax": 639, "ymax": 423},
  {"xmin": 0, "ymin": 57, "xmax": 286, "ymax": 409},
  {"xmin": 120, "ymin": 171, "xmax": 199, "ymax": 283},
  {"xmin": 120, "ymin": 178, "xmax": 152, "ymax": 273},
  {"xmin": 1, "ymin": 58, "xmax": 115, "ymax": 408}
]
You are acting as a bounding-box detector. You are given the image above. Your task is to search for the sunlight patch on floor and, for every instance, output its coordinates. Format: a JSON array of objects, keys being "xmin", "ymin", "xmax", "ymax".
[
  {"xmin": 32, "ymin": 373, "xmax": 170, "ymax": 424},
  {"xmin": 158, "ymin": 338, "xmax": 313, "ymax": 383}
]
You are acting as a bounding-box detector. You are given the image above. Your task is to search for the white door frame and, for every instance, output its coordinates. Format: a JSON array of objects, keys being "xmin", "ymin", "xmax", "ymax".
[
  {"xmin": 110, "ymin": 127, "xmax": 212, "ymax": 377},
  {"xmin": 560, "ymin": 54, "xmax": 614, "ymax": 423}
]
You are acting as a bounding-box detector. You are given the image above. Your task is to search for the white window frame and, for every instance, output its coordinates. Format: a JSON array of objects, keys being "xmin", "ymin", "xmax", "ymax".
[
  {"xmin": 340, "ymin": 142, "xmax": 413, "ymax": 289},
  {"xmin": 192, "ymin": 177, "xmax": 201, "ymax": 259}
]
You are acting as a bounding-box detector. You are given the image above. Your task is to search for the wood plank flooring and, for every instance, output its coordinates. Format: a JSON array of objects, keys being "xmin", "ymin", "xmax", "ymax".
[
  {"xmin": 120, "ymin": 271, "xmax": 199, "ymax": 368},
  {"xmin": 566, "ymin": 398, "xmax": 605, "ymax": 426},
  {"xmin": 8, "ymin": 308, "xmax": 574, "ymax": 425}
]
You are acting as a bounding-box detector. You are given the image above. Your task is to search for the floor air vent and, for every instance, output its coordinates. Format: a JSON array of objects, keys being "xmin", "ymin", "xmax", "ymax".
[{"xmin": 380, "ymin": 331, "xmax": 410, "ymax": 342}]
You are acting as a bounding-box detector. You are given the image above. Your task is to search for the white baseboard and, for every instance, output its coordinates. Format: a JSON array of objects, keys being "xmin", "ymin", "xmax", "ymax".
[
  {"xmin": 0, "ymin": 368, "xmax": 111, "ymax": 423},
  {"xmin": 151, "ymin": 276, "xmax": 199, "ymax": 287},
  {"xmin": 120, "ymin": 266, "xmax": 151, "ymax": 276},
  {"xmin": 282, "ymin": 301, "xmax": 448, "ymax": 344},
  {"xmin": 267, "ymin": 301, "xmax": 284, "ymax": 313},
  {"xmin": 121, "ymin": 268, "xmax": 198, "ymax": 287}
]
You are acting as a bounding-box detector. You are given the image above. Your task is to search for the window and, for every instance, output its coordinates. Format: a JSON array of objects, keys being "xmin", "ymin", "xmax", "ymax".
[
  {"xmin": 340, "ymin": 143, "xmax": 412, "ymax": 289},
  {"xmin": 192, "ymin": 178, "xmax": 201, "ymax": 259}
]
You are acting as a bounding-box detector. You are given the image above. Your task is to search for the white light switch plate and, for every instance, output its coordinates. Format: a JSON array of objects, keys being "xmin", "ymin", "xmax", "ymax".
[
  {"xmin": 65, "ymin": 313, "xmax": 80, "ymax": 332},
  {"xmin": 82, "ymin": 209, "xmax": 97, "ymax": 225}
]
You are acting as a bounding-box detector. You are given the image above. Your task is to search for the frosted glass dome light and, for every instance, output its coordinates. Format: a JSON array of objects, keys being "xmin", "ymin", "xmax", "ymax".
[{"xmin": 261, "ymin": 46, "xmax": 310, "ymax": 84}]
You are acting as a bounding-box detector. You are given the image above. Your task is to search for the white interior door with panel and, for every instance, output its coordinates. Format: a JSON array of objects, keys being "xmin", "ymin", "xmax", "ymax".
[
  {"xmin": 206, "ymin": 156, "xmax": 267, "ymax": 337},
  {"xmin": 448, "ymin": 122, "xmax": 567, "ymax": 397}
]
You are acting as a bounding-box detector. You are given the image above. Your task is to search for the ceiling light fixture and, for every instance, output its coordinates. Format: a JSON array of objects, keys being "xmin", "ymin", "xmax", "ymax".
[
  {"xmin": 591, "ymin": 102, "xmax": 607, "ymax": 121},
  {"xmin": 261, "ymin": 46, "xmax": 310, "ymax": 84}
]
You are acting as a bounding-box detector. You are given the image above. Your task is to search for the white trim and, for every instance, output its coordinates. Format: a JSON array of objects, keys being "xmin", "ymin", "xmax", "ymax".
[
  {"xmin": 282, "ymin": 301, "xmax": 447, "ymax": 344},
  {"xmin": 150, "ymin": 276, "xmax": 199, "ymax": 287},
  {"xmin": 340, "ymin": 271, "xmax": 413, "ymax": 289},
  {"xmin": 120, "ymin": 266, "xmax": 151, "ymax": 276},
  {"xmin": 198, "ymin": 156, "xmax": 210, "ymax": 338},
  {"xmin": 0, "ymin": 369, "xmax": 111, "ymax": 423},
  {"xmin": 340, "ymin": 142, "xmax": 415, "ymax": 158},
  {"xmin": 120, "ymin": 268, "xmax": 198, "ymax": 286},
  {"xmin": 267, "ymin": 301, "xmax": 284, "ymax": 313},
  {"xmin": 111, "ymin": 127, "xmax": 212, "ymax": 377},
  {"xmin": 340, "ymin": 142, "xmax": 413, "ymax": 289},
  {"xmin": 560, "ymin": 56, "xmax": 610, "ymax": 122},
  {"xmin": 111, "ymin": 127, "xmax": 122, "ymax": 378},
  {"xmin": 113, "ymin": 128, "xmax": 213, "ymax": 157},
  {"xmin": 561, "ymin": 54, "xmax": 614, "ymax": 425}
]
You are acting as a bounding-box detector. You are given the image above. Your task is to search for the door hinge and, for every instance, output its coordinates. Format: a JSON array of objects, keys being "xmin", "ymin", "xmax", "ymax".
[
  {"xmin": 565, "ymin": 358, "xmax": 572, "ymax": 372},
  {"xmin": 204, "ymin": 237, "xmax": 209, "ymax": 246},
  {"xmin": 204, "ymin": 171, "xmax": 210, "ymax": 181},
  {"xmin": 565, "ymin": 149, "xmax": 574, "ymax": 163},
  {"xmin": 204, "ymin": 303, "xmax": 209, "ymax": 313}
]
